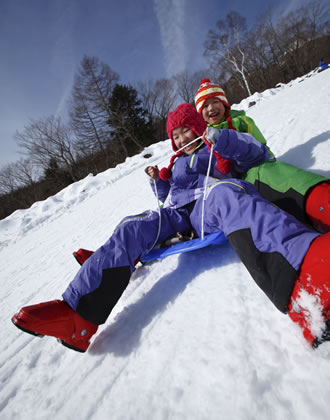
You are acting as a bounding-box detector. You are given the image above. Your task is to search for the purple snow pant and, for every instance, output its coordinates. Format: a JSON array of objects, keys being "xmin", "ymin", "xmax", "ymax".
[{"xmin": 63, "ymin": 179, "xmax": 319, "ymax": 324}]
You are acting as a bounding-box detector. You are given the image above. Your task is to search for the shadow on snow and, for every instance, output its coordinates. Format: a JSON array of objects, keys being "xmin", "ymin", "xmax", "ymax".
[{"xmin": 89, "ymin": 243, "xmax": 237, "ymax": 356}]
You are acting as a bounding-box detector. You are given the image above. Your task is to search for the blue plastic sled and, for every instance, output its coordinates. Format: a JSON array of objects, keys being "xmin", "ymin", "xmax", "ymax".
[{"xmin": 140, "ymin": 231, "xmax": 227, "ymax": 263}]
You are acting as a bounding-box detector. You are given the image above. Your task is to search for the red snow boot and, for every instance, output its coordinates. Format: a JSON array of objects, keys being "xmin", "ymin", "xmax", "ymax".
[
  {"xmin": 73, "ymin": 248, "xmax": 94, "ymax": 265},
  {"xmin": 305, "ymin": 182, "xmax": 330, "ymax": 233},
  {"xmin": 12, "ymin": 299, "xmax": 98, "ymax": 352},
  {"xmin": 288, "ymin": 233, "xmax": 330, "ymax": 347}
]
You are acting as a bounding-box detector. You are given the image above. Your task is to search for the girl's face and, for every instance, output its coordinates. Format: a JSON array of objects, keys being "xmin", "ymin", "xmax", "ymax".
[
  {"xmin": 201, "ymin": 98, "xmax": 226, "ymax": 125},
  {"xmin": 172, "ymin": 126, "xmax": 198, "ymax": 155}
]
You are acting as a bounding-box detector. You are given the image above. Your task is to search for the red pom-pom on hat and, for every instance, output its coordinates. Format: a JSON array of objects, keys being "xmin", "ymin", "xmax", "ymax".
[
  {"xmin": 159, "ymin": 167, "xmax": 172, "ymax": 181},
  {"xmin": 159, "ymin": 151, "xmax": 183, "ymax": 181}
]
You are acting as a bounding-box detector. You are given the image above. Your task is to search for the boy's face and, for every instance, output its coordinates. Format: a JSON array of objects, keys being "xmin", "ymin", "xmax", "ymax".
[
  {"xmin": 201, "ymin": 98, "xmax": 226, "ymax": 125},
  {"xmin": 172, "ymin": 126, "xmax": 198, "ymax": 155}
]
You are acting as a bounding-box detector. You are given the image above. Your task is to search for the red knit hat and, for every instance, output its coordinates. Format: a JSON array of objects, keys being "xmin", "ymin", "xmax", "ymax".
[
  {"xmin": 159, "ymin": 102, "xmax": 232, "ymax": 181},
  {"xmin": 159, "ymin": 103, "xmax": 206, "ymax": 181},
  {"xmin": 166, "ymin": 103, "xmax": 206, "ymax": 151},
  {"xmin": 195, "ymin": 78, "xmax": 230, "ymax": 114}
]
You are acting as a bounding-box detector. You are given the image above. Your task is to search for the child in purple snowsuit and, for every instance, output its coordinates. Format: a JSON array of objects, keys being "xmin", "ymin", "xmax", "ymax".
[{"xmin": 12, "ymin": 103, "xmax": 330, "ymax": 352}]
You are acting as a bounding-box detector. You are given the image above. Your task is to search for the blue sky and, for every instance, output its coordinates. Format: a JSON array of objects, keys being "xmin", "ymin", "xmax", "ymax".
[{"xmin": 0, "ymin": 0, "xmax": 311, "ymax": 167}]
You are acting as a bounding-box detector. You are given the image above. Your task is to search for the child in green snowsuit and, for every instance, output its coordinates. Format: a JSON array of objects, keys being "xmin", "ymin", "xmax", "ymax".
[{"xmin": 195, "ymin": 78, "xmax": 330, "ymax": 233}]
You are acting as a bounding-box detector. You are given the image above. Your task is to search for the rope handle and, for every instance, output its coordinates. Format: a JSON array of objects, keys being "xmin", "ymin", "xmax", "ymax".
[
  {"xmin": 146, "ymin": 134, "xmax": 214, "ymax": 252},
  {"xmin": 201, "ymin": 143, "xmax": 214, "ymax": 240},
  {"xmin": 154, "ymin": 136, "xmax": 203, "ymax": 166},
  {"xmin": 144, "ymin": 178, "xmax": 162, "ymax": 254}
]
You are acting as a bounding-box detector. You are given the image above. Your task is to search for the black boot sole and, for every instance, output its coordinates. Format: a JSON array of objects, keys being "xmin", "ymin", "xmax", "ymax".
[
  {"xmin": 12, "ymin": 317, "xmax": 87, "ymax": 353},
  {"xmin": 58, "ymin": 339, "xmax": 86, "ymax": 353},
  {"xmin": 11, "ymin": 317, "xmax": 44, "ymax": 338}
]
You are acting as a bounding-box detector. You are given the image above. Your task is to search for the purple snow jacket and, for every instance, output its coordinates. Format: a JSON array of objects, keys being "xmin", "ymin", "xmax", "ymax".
[{"xmin": 151, "ymin": 129, "xmax": 272, "ymax": 208}]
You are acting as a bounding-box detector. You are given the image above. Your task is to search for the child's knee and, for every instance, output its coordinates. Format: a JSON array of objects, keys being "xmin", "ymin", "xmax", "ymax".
[{"xmin": 305, "ymin": 182, "xmax": 330, "ymax": 233}]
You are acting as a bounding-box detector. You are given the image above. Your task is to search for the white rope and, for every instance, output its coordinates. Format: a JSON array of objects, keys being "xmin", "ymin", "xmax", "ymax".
[
  {"xmin": 145, "ymin": 135, "xmax": 207, "ymax": 252},
  {"xmin": 155, "ymin": 136, "xmax": 203, "ymax": 166},
  {"xmin": 144, "ymin": 178, "xmax": 162, "ymax": 254},
  {"xmin": 201, "ymin": 143, "xmax": 214, "ymax": 240}
]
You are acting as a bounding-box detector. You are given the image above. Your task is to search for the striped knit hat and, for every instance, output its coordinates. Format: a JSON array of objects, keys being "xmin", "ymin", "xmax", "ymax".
[{"xmin": 194, "ymin": 78, "xmax": 230, "ymax": 114}]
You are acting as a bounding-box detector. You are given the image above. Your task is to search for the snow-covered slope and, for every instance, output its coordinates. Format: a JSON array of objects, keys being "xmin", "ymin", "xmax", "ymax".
[{"xmin": 1, "ymin": 69, "xmax": 330, "ymax": 420}]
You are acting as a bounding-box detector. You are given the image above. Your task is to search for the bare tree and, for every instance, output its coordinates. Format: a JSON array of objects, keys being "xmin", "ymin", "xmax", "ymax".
[
  {"xmin": 15, "ymin": 116, "xmax": 79, "ymax": 181},
  {"xmin": 205, "ymin": 11, "xmax": 252, "ymax": 96},
  {"xmin": 137, "ymin": 78, "xmax": 176, "ymax": 139},
  {"xmin": 69, "ymin": 55, "xmax": 120, "ymax": 161},
  {"xmin": 214, "ymin": 0, "xmax": 330, "ymax": 97},
  {"xmin": 172, "ymin": 70, "xmax": 210, "ymax": 104},
  {"xmin": 251, "ymin": 0, "xmax": 330, "ymax": 82},
  {"xmin": 137, "ymin": 79, "xmax": 158, "ymax": 121},
  {"xmin": 256, "ymin": 12, "xmax": 288, "ymax": 77},
  {"xmin": 277, "ymin": 8, "xmax": 313, "ymax": 74},
  {"xmin": 13, "ymin": 159, "xmax": 39, "ymax": 187},
  {"xmin": 0, "ymin": 163, "xmax": 20, "ymax": 195},
  {"xmin": 153, "ymin": 78, "xmax": 176, "ymax": 120},
  {"xmin": 308, "ymin": 0, "xmax": 330, "ymax": 37},
  {"xmin": 276, "ymin": 1, "xmax": 330, "ymax": 74}
]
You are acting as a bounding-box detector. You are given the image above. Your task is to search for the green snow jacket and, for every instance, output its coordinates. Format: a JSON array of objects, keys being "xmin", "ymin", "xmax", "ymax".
[{"xmin": 211, "ymin": 110, "xmax": 328, "ymax": 226}]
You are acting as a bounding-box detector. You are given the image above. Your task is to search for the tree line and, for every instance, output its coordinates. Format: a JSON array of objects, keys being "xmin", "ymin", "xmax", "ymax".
[{"xmin": 0, "ymin": 0, "xmax": 329, "ymax": 220}]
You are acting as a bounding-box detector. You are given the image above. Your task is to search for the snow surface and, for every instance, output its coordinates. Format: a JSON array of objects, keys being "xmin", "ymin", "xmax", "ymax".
[{"xmin": 1, "ymin": 69, "xmax": 330, "ymax": 420}]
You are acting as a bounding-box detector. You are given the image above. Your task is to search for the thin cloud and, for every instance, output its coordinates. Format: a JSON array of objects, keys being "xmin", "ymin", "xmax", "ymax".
[
  {"xmin": 281, "ymin": 0, "xmax": 308, "ymax": 15},
  {"xmin": 269, "ymin": 0, "xmax": 310, "ymax": 22},
  {"xmin": 153, "ymin": 0, "xmax": 188, "ymax": 78},
  {"xmin": 49, "ymin": 0, "xmax": 77, "ymax": 118}
]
